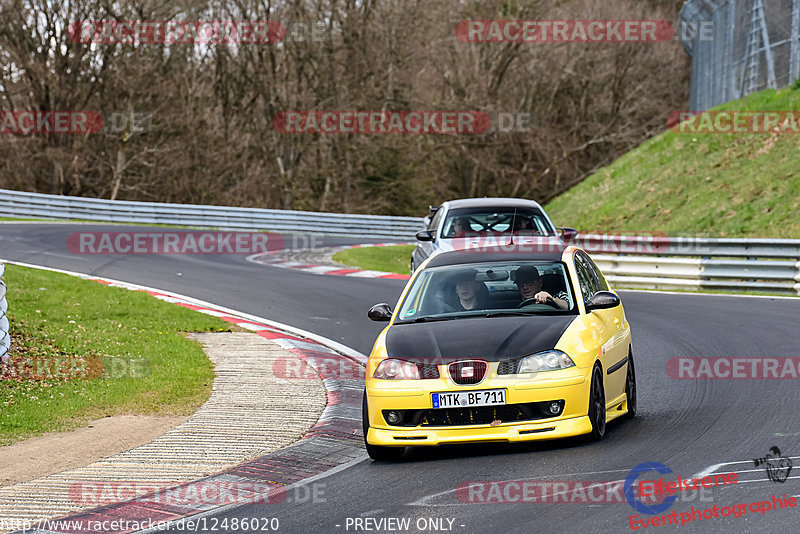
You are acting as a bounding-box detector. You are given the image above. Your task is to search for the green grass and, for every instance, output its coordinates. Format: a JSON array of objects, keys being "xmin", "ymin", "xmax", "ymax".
[
  {"xmin": 332, "ymin": 245, "xmax": 415, "ymax": 275},
  {"xmin": 545, "ymin": 86, "xmax": 800, "ymax": 238},
  {"xmin": 0, "ymin": 265, "xmax": 231, "ymax": 445}
]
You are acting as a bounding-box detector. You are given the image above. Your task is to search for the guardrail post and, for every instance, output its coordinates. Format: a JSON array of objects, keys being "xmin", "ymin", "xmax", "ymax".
[
  {"xmin": 0, "ymin": 262, "xmax": 9, "ymax": 364},
  {"xmin": 795, "ymin": 260, "xmax": 800, "ymax": 296}
]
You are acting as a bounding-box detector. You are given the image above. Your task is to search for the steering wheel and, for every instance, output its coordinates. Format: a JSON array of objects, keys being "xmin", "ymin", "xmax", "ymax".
[
  {"xmin": 435, "ymin": 297, "xmax": 459, "ymax": 314},
  {"xmin": 518, "ymin": 296, "xmax": 560, "ymax": 309}
]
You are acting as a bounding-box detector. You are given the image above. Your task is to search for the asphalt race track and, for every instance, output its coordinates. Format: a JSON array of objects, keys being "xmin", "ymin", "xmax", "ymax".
[{"xmin": 2, "ymin": 223, "xmax": 800, "ymax": 534}]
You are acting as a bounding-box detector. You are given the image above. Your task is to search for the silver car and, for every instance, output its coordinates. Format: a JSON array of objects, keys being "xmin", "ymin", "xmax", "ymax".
[{"xmin": 411, "ymin": 198, "xmax": 576, "ymax": 273}]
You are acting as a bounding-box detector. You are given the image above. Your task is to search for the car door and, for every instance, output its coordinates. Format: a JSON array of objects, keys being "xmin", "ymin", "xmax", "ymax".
[{"xmin": 575, "ymin": 251, "xmax": 627, "ymax": 402}]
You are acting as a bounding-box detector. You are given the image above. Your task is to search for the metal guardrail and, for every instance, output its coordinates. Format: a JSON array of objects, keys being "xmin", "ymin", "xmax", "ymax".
[
  {"xmin": 0, "ymin": 262, "xmax": 9, "ymax": 363},
  {"xmin": 574, "ymin": 234, "xmax": 800, "ymax": 259},
  {"xmin": 0, "ymin": 188, "xmax": 423, "ymax": 240},
  {"xmin": 575, "ymin": 234, "xmax": 800, "ymax": 295}
]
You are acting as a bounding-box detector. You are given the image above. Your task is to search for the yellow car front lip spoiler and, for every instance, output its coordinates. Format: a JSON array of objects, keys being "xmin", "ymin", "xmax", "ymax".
[{"xmin": 366, "ymin": 415, "xmax": 593, "ymax": 446}]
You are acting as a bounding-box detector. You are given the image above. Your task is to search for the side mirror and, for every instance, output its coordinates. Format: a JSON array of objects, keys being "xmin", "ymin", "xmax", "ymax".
[
  {"xmin": 415, "ymin": 230, "xmax": 434, "ymax": 242},
  {"xmin": 368, "ymin": 303, "xmax": 393, "ymax": 322},
  {"xmin": 557, "ymin": 227, "xmax": 579, "ymax": 244},
  {"xmin": 585, "ymin": 291, "xmax": 621, "ymax": 311}
]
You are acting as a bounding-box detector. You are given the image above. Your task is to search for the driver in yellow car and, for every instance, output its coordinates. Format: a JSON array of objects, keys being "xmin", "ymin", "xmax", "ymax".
[{"xmin": 514, "ymin": 265, "xmax": 569, "ymax": 310}]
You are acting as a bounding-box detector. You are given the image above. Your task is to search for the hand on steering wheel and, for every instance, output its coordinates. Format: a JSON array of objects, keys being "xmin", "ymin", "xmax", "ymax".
[{"xmin": 518, "ymin": 296, "xmax": 559, "ymax": 308}]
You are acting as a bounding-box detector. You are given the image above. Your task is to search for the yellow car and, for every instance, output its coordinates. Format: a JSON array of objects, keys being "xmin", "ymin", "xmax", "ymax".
[{"xmin": 363, "ymin": 244, "xmax": 635, "ymax": 460}]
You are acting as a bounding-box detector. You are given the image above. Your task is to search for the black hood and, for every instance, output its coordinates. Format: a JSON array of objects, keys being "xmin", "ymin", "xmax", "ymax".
[{"xmin": 385, "ymin": 315, "xmax": 576, "ymax": 363}]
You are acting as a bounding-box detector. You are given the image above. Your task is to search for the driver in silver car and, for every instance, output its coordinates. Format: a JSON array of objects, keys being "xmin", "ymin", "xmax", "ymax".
[{"xmin": 514, "ymin": 265, "xmax": 569, "ymax": 310}]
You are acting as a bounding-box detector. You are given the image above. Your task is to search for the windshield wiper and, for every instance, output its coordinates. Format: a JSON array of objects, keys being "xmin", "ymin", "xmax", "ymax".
[
  {"xmin": 485, "ymin": 310, "xmax": 573, "ymax": 318},
  {"xmin": 410, "ymin": 316, "xmax": 458, "ymax": 323},
  {"xmin": 483, "ymin": 311, "xmax": 540, "ymax": 318},
  {"xmin": 400, "ymin": 314, "xmax": 480, "ymax": 324}
]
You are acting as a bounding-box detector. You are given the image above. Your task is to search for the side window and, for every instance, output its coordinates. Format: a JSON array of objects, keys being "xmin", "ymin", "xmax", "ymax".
[
  {"xmin": 580, "ymin": 252, "xmax": 609, "ymax": 292},
  {"xmin": 429, "ymin": 208, "xmax": 444, "ymax": 233},
  {"xmin": 574, "ymin": 252, "xmax": 599, "ymax": 303}
]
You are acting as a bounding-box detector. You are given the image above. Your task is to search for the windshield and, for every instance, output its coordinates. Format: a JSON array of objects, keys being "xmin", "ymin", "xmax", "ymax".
[
  {"xmin": 396, "ymin": 262, "xmax": 577, "ymax": 323},
  {"xmin": 441, "ymin": 207, "xmax": 555, "ymax": 239}
]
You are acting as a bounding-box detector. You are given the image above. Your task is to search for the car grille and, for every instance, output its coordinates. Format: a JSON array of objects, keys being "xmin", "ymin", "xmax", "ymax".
[
  {"xmin": 422, "ymin": 405, "xmax": 529, "ymax": 426},
  {"xmin": 384, "ymin": 401, "xmax": 563, "ymax": 427},
  {"xmin": 497, "ymin": 359, "xmax": 520, "ymax": 375},
  {"xmin": 418, "ymin": 363, "xmax": 440, "ymax": 379},
  {"xmin": 448, "ymin": 360, "xmax": 487, "ymax": 385}
]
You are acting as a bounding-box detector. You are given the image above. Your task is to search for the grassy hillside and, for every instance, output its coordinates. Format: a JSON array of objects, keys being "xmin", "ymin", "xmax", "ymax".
[{"xmin": 545, "ymin": 86, "xmax": 800, "ymax": 238}]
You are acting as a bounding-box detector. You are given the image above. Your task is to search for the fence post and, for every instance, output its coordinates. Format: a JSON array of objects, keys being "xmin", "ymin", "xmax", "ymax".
[
  {"xmin": 0, "ymin": 262, "xmax": 9, "ymax": 363},
  {"xmin": 795, "ymin": 260, "xmax": 800, "ymax": 296}
]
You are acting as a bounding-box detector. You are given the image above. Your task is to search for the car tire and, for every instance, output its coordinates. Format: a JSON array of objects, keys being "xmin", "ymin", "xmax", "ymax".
[
  {"xmin": 586, "ymin": 365, "xmax": 606, "ymax": 441},
  {"xmin": 623, "ymin": 348, "xmax": 636, "ymax": 419},
  {"xmin": 362, "ymin": 390, "xmax": 405, "ymax": 461}
]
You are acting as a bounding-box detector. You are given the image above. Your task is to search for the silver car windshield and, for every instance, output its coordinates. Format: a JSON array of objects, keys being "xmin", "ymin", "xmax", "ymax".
[
  {"xmin": 396, "ymin": 262, "xmax": 577, "ymax": 323},
  {"xmin": 441, "ymin": 208, "xmax": 555, "ymax": 239}
]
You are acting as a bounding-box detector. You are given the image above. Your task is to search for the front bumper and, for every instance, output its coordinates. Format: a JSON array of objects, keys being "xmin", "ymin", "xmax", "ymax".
[
  {"xmin": 365, "ymin": 368, "xmax": 592, "ymax": 446},
  {"xmin": 367, "ymin": 415, "xmax": 593, "ymax": 446}
]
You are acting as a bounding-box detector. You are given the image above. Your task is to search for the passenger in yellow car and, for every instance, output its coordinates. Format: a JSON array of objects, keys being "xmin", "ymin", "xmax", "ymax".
[
  {"xmin": 514, "ymin": 265, "xmax": 569, "ymax": 310},
  {"xmin": 451, "ymin": 270, "xmax": 490, "ymax": 311}
]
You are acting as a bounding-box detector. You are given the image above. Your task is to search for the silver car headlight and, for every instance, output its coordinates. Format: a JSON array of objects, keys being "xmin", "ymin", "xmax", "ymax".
[{"xmin": 517, "ymin": 350, "xmax": 575, "ymax": 373}]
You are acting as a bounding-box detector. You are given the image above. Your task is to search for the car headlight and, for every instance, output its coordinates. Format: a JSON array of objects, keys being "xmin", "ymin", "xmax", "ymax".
[
  {"xmin": 517, "ymin": 350, "xmax": 575, "ymax": 373},
  {"xmin": 373, "ymin": 359, "xmax": 421, "ymax": 380}
]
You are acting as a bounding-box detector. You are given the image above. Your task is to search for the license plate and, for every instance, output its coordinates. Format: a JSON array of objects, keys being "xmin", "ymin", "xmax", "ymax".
[{"xmin": 432, "ymin": 389, "xmax": 506, "ymax": 409}]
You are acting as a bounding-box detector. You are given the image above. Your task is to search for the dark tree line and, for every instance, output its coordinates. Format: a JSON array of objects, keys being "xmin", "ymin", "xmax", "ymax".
[{"xmin": 0, "ymin": 0, "xmax": 689, "ymax": 215}]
